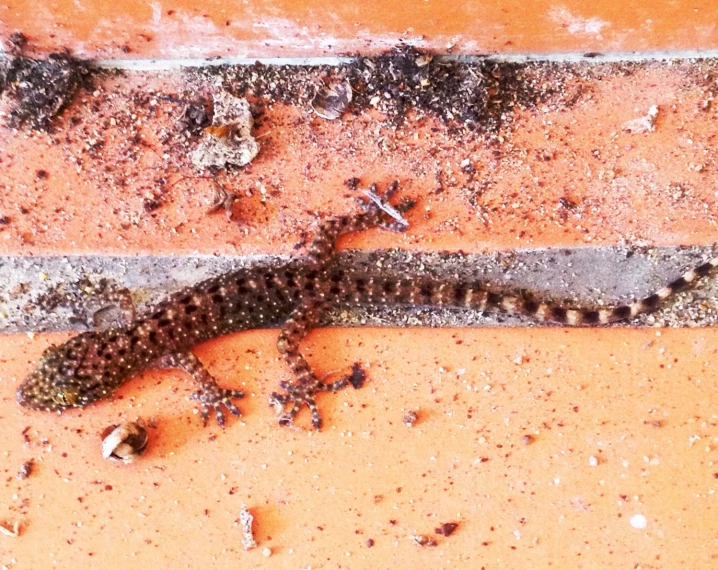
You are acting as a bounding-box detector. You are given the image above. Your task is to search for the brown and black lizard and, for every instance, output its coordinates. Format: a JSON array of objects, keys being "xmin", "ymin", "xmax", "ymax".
[{"xmin": 17, "ymin": 182, "xmax": 718, "ymax": 428}]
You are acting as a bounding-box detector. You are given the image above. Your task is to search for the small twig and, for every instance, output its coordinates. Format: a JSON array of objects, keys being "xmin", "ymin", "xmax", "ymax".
[
  {"xmin": 361, "ymin": 188, "xmax": 409, "ymax": 227},
  {"xmin": 254, "ymin": 129, "xmax": 274, "ymax": 140},
  {"xmin": 239, "ymin": 505, "xmax": 257, "ymax": 550}
]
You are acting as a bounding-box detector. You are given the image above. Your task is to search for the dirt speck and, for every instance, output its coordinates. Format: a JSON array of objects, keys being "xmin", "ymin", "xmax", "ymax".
[
  {"xmin": 435, "ymin": 522, "xmax": 459, "ymax": 536},
  {"xmin": 403, "ymin": 410, "xmax": 418, "ymax": 426},
  {"xmin": 16, "ymin": 459, "xmax": 34, "ymax": 480}
]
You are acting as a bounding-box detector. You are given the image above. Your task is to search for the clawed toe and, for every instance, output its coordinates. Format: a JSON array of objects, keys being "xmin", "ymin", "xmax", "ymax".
[
  {"xmin": 269, "ymin": 364, "xmax": 365, "ymax": 430},
  {"xmin": 356, "ymin": 181, "xmax": 414, "ymax": 231},
  {"xmin": 191, "ymin": 388, "xmax": 244, "ymax": 427},
  {"xmin": 269, "ymin": 385, "xmax": 321, "ymax": 428},
  {"xmin": 395, "ymin": 197, "xmax": 416, "ymax": 214}
]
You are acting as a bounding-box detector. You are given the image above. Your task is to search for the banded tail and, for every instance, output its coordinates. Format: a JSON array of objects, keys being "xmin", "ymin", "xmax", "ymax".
[{"xmin": 334, "ymin": 255, "xmax": 718, "ymax": 325}]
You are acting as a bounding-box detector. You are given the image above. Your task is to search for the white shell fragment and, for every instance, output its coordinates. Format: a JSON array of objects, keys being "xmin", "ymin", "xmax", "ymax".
[
  {"xmin": 622, "ymin": 105, "xmax": 659, "ymax": 133},
  {"xmin": 0, "ymin": 520, "xmax": 20, "ymax": 537},
  {"xmin": 311, "ymin": 79, "xmax": 352, "ymax": 120},
  {"xmin": 101, "ymin": 422, "xmax": 149, "ymax": 463}
]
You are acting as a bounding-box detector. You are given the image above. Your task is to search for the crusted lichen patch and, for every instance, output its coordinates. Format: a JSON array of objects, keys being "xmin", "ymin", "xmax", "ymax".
[
  {"xmin": 189, "ymin": 45, "xmax": 582, "ymax": 131},
  {"xmin": 0, "ymin": 50, "xmax": 92, "ymax": 131}
]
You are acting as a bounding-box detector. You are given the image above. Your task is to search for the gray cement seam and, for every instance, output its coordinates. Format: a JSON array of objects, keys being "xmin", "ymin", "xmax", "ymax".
[{"xmin": 1, "ymin": 245, "xmax": 717, "ymax": 333}]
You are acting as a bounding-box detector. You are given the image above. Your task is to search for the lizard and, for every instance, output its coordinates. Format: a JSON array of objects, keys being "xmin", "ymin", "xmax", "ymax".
[{"xmin": 16, "ymin": 181, "xmax": 718, "ymax": 429}]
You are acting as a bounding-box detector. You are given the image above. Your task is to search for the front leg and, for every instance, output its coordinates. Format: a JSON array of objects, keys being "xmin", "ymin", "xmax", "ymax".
[
  {"xmin": 303, "ymin": 180, "xmax": 415, "ymax": 272},
  {"xmin": 154, "ymin": 352, "xmax": 244, "ymax": 427}
]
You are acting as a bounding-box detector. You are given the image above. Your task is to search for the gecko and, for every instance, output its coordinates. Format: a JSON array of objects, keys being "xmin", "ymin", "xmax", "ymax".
[{"xmin": 16, "ymin": 181, "xmax": 718, "ymax": 429}]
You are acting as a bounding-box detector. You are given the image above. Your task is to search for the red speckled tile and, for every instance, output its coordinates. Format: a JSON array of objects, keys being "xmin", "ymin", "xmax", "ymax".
[
  {"xmin": 2, "ymin": 57, "xmax": 718, "ymax": 569},
  {"xmin": 2, "ymin": 328, "xmax": 717, "ymax": 567},
  {"xmin": 0, "ymin": 63, "xmax": 717, "ymax": 257},
  {"xmin": 1, "ymin": 1, "xmax": 717, "ymax": 59}
]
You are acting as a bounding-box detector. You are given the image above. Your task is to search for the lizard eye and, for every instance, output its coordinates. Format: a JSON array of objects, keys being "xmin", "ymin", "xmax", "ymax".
[{"xmin": 53, "ymin": 388, "xmax": 79, "ymax": 407}]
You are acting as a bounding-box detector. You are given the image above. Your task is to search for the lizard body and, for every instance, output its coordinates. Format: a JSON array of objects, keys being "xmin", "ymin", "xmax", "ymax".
[{"xmin": 17, "ymin": 183, "xmax": 718, "ymax": 428}]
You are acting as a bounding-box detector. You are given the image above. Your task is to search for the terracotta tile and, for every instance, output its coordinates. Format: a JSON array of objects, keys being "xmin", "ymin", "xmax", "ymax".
[
  {"xmin": 2, "ymin": 328, "xmax": 717, "ymax": 567},
  {"xmin": 0, "ymin": 62, "xmax": 717, "ymax": 257},
  {"xmin": 1, "ymin": 1, "xmax": 717, "ymax": 59},
  {"xmin": 2, "ymin": 56, "xmax": 718, "ymax": 568}
]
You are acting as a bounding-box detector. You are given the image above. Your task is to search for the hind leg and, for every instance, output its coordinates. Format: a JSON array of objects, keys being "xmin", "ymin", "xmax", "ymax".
[
  {"xmin": 270, "ymin": 300, "xmax": 365, "ymax": 428},
  {"xmin": 270, "ymin": 181, "xmax": 413, "ymax": 428}
]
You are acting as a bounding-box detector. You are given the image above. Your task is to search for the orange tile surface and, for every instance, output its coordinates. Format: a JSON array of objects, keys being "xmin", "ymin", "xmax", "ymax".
[
  {"xmin": 2, "ymin": 57, "xmax": 718, "ymax": 568},
  {"xmin": 0, "ymin": 62, "xmax": 717, "ymax": 257},
  {"xmin": 3, "ymin": 328, "xmax": 718, "ymax": 568},
  {"xmin": 1, "ymin": 1, "xmax": 717, "ymax": 60}
]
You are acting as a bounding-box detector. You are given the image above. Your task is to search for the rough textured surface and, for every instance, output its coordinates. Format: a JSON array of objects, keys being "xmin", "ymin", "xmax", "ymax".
[
  {"xmin": 3, "ymin": 245, "xmax": 718, "ymax": 334},
  {"xmin": 0, "ymin": 48, "xmax": 92, "ymax": 130},
  {"xmin": 3, "ymin": 51, "xmax": 718, "ymax": 570},
  {"xmin": 190, "ymin": 92, "xmax": 260, "ymax": 169}
]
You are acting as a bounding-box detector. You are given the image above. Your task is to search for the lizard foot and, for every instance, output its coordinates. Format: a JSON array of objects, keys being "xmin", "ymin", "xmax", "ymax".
[
  {"xmin": 357, "ymin": 181, "xmax": 416, "ymax": 232},
  {"xmin": 153, "ymin": 352, "xmax": 244, "ymax": 428},
  {"xmin": 269, "ymin": 363, "xmax": 365, "ymax": 429},
  {"xmin": 191, "ymin": 386, "xmax": 244, "ymax": 428}
]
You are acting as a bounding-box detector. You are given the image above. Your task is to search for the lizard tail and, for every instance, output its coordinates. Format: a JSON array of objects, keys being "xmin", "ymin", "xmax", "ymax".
[
  {"xmin": 339, "ymin": 255, "xmax": 718, "ymax": 325},
  {"xmin": 454, "ymin": 255, "xmax": 718, "ymax": 325}
]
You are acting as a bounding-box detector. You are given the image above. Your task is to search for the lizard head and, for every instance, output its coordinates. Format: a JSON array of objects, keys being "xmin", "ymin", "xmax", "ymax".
[{"xmin": 17, "ymin": 332, "xmax": 115, "ymax": 411}]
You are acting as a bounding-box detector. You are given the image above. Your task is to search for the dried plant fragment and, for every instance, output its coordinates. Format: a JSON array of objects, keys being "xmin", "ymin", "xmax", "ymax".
[
  {"xmin": 208, "ymin": 183, "xmax": 239, "ymax": 221},
  {"xmin": 623, "ymin": 105, "xmax": 659, "ymax": 133},
  {"xmin": 410, "ymin": 534, "xmax": 437, "ymax": 547},
  {"xmin": 192, "ymin": 92, "xmax": 260, "ymax": 169},
  {"xmin": 239, "ymin": 505, "xmax": 257, "ymax": 550}
]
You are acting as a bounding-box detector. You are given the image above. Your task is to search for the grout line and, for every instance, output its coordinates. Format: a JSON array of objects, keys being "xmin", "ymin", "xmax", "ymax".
[
  {"xmin": 2, "ymin": 49, "xmax": 716, "ymax": 70},
  {"xmin": 89, "ymin": 50, "xmax": 718, "ymax": 70},
  {"xmin": 92, "ymin": 56, "xmax": 356, "ymax": 70},
  {"xmin": 2, "ymin": 246, "xmax": 715, "ymax": 333},
  {"xmin": 2, "ymin": 48, "xmax": 717, "ymax": 70},
  {"xmin": 448, "ymin": 49, "xmax": 718, "ymax": 63}
]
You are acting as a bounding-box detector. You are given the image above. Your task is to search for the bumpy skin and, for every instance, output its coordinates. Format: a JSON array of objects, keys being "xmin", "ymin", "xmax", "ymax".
[
  {"xmin": 17, "ymin": 182, "xmax": 413, "ymax": 427},
  {"xmin": 17, "ymin": 182, "xmax": 718, "ymax": 428}
]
